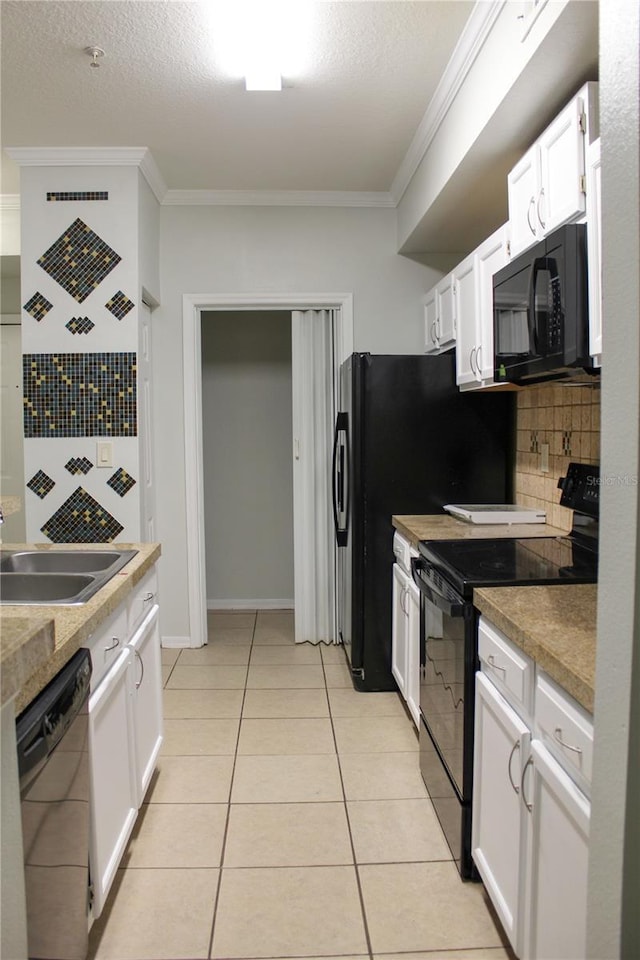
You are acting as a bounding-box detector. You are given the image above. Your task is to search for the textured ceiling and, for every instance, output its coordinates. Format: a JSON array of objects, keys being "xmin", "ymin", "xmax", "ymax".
[{"xmin": 0, "ymin": 0, "xmax": 474, "ymax": 196}]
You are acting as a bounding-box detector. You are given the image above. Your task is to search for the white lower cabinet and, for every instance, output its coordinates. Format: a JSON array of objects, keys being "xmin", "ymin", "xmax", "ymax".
[
  {"xmin": 86, "ymin": 571, "xmax": 162, "ymax": 919},
  {"xmin": 473, "ymin": 672, "xmax": 530, "ymax": 953},
  {"xmin": 129, "ymin": 605, "xmax": 163, "ymax": 803},
  {"xmin": 88, "ymin": 647, "xmax": 138, "ymax": 919},
  {"xmin": 522, "ymin": 741, "xmax": 590, "ymax": 960},
  {"xmin": 473, "ymin": 616, "xmax": 592, "ymax": 960},
  {"xmin": 391, "ymin": 534, "xmax": 420, "ymax": 728}
]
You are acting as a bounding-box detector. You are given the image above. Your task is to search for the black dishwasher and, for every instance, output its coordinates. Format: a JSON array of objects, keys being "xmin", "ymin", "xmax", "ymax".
[{"xmin": 16, "ymin": 647, "xmax": 92, "ymax": 960}]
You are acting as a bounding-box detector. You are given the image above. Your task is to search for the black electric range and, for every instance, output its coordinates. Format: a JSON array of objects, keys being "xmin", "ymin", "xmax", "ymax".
[{"xmin": 410, "ymin": 462, "xmax": 599, "ymax": 879}]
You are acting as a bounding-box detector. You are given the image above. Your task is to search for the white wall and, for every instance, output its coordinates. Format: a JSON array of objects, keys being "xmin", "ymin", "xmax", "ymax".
[
  {"xmin": 138, "ymin": 171, "xmax": 160, "ymax": 304},
  {"xmin": 154, "ymin": 204, "xmax": 438, "ymax": 637},
  {"xmin": 201, "ymin": 310, "xmax": 294, "ymax": 607},
  {"xmin": 587, "ymin": 1, "xmax": 640, "ymax": 956}
]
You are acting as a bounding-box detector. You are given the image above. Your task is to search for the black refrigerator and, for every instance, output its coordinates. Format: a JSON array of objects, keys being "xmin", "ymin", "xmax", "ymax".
[{"xmin": 332, "ymin": 351, "xmax": 515, "ymax": 692}]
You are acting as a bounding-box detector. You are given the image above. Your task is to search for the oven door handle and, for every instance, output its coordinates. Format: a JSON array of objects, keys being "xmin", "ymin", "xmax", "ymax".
[{"xmin": 410, "ymin": 557, "xmax": 466, "ymax": 618}]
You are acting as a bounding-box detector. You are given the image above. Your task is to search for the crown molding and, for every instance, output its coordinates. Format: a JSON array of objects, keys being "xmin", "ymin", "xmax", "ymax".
[
  {"xmin": 4, "ymin": 146, "xmax": 168, "ymax": 203},
  {"xmin": 163, "ymin": 188, "xmax": 395, "ymax": 208},
  {"xmin": 390, "ymin": 0, "xmax": 506, "ymax": 205}
]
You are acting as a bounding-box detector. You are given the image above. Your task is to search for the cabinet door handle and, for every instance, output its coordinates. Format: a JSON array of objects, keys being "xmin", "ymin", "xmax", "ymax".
[
  {"xmin": 475, "ymin": 345, "xmax": 482, "ymax": 376},
  {"xmin": 143, "ymin": 592, "xmax": 155, "ymax": 603},
  {"xmin": 508, "ymin": 739, "xmax": 521, "ymax": 794},
  {"xmin": 537, "ymin": 187, "xmax": 546, "ymax": 229},
  {"xmin": 488, "ymin": 654, "xmax": 506, "ymax": 677},
  {"xmin": 431, "ymin": 320, "xmax": 438, "ymax": 345},
  {"xmin": 134, "ymin": 649, "xmax": 145, "ymax": 690},
  {"xmin": 520, "ymin": 755, "xmax": 534, "ymax": 812},
  {"xmin": 527, "ymin": 196, "xmax": 537, "ymax": 236},
  {"xmin": 104, "ymin": 637, "xmax": 120, "ymax": 653},
  {"xmin": 554, "ymin": 727, "xmax": 583, "ymax": 755}
]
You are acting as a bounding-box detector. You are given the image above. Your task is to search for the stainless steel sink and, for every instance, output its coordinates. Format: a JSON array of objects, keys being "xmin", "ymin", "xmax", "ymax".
[{"xmin": 0, "ymin": 549, "xmax": 138, "ymax": 604}]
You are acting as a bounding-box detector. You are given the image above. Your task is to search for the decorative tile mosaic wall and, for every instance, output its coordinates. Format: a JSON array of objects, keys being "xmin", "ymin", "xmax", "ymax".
[
  {"xmin": 107, "ymin": 467, "xmax": 136, "ymax": 497},
  {"xmin": 20, "ymin": 176, "xmax": 141, "ymax": 545},
  {"xmin": 47, "ymin": 192, "xmax": 109, "ymax": 202},
  {"xmin": 105, "ymin": 290, "xmax": 135, "ymax": 320},
  {"xmin": 37, "ymin": 218, "xmax": 122, "ymax": 303},
  {"xmin": 65, "ymin": 457, "xmax": 93, "ymax": 475},
  {"xmin": 515, "ymin": 383, "xmax": 601, "ymax": 531},
  {"xmin": 27, "ymin": 470, "xmax": 56, "ymax": 499},
  {"xmin": 41, "ymin": 487, "xmax": 124, "ymax": 543},
  {"xmin": 24, "ymin": 292, "xmax": 54, "ymax": 322},
  {"xmin": 66, "ymin": 316, "xmax": 95, "ymax": 335},
  {"xmin": 23, "ymin": 353, "xmax": 137, "ymax": 438}
]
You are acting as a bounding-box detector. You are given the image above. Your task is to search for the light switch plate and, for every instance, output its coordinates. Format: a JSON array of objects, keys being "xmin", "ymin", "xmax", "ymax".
[{"xmin": 96, "ymin": 440, "xmax": 113, "ymax": 468}]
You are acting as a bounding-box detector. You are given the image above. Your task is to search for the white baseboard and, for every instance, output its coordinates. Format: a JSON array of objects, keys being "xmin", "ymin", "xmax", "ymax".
[
  {"xmin": 161, "ymin": 635, "xmax": 194, "ymax": 648},
  {"xmin": 207, "ymin": 599, "xmax": 294, "ymax": 611}
]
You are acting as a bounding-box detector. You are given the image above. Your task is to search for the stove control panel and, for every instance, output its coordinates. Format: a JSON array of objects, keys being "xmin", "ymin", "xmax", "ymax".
[{"xmin": 557, "ymin": 462, "xmax": 600, "ymax": 517}]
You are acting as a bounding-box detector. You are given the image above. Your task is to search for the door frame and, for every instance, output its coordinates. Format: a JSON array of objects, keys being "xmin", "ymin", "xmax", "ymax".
[{"xmin": 182, "ymin": 292, "xmax": 353, "ymax": 647}]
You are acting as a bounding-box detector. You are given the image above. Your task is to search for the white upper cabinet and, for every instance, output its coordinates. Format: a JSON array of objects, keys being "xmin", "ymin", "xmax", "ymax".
[
  {"xmin": 455, "ymin": 224, "xmax": 509, "ymax": 390},
  {"xmin": 508, "ymin": 83, "xmax": 599, "ymax": 259},
  {"xmin": 424, "ymin": 273, "xmax": 456, "ymax": 354}
]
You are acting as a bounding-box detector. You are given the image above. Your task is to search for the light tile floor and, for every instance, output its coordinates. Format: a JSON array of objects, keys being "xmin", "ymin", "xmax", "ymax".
[{"xmin": 88, "ymin": 610, "xmax": 515, "ymax": 960}]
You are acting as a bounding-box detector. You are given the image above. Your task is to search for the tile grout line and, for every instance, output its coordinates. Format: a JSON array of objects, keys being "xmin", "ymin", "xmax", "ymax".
[
  {"xmin": 207, "ymin": 609, "xmax": 257, "ymax": 960},
  {"xmin": 321, "ymin": 650, "xmax": 375, "ymax": 960}
]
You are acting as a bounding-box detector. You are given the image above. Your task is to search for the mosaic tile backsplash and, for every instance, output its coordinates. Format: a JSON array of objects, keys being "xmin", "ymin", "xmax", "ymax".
[
  {"xmin": 38, "ymin": 217, "xmax": 122, "ymax": 303},
  {"xmin": 516, "ymin": 383, "xmax": 601, "ymax": 531},
  {"xmin": 23, "ymin": 353, "xmax": 137, "ymax": 438}
]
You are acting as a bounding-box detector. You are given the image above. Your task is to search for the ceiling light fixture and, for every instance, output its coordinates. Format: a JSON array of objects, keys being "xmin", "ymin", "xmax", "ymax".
[
  {"xmin": 202, "ymin": 0, "xmax": 311, "ymax": 91},
  {"xmin": 84, "ymin": 46, "xmax": 105, "ymax": 68}
]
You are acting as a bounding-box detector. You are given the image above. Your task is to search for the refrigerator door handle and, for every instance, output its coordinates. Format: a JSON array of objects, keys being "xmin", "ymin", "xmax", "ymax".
[{"xmin": 332, "ymin": 412, "xmax": 349, "ymax": 547}]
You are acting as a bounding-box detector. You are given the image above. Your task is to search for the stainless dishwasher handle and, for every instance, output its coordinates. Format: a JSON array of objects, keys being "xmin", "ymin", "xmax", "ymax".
[{"xmin": 104, "ymin": 637, "xmax": 120, "ymax": 653}]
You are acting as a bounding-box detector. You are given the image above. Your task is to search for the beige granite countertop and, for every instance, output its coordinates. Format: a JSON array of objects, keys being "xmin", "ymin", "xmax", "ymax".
[
  {"xmin": 474, "ymin": 584, "xmax": 597, "ymax": 713},
  {"xmin": 393, "ymin": 514, "xmax": 566, "ymax": 549},
  {"xmin": 1, "ymin": 542, "xmax": 161, "ymax": 714}
]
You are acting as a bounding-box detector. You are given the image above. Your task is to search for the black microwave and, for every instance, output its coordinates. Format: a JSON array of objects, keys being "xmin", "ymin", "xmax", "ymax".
[{"xmin": 493, "ymin": 223, "xmax": 595, "ymax": 385}]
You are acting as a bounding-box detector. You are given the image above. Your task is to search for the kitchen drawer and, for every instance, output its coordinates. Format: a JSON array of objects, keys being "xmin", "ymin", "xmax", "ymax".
[
  {"xmin": 535, "ymin": 671, "xmax": 593, "ymax": 792},
  {"xmin": 478, "ymin": 616, "xmax": 534, "ymax": 719},
  {"xmin": 128, "ymin": 566, "xmax": 158, "ymax": 634},
  {"xmin": 86, "ymin": 605, "xmax": 129, "ymax": 690},
  {"xmin": 392, "ymin": 532, "xmax": 412, "ymax": 573}
]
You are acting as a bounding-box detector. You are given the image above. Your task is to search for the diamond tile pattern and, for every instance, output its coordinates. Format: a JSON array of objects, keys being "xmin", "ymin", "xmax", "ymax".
[
  {"xmin": 23, "ymin": 292, "xmax": 54, "ymax": 322},
  {"xmin": 65, "ymin": 456, "xmax": 93, "ymax": 475},
  {"xmin": 26, "ymin": 469, "xmax": 55, "ymax": 499},
  {"xmin": 41, "ymin": 486, "xmax": 123, "ymax": 543},
  {"xmin": 107, "ymin": 467, "xmax": 136, "ymax": 497},
  {"xmin": 105, "ymin": 290, "xmax": 134, "ymax": 320},
  {"xmin": 66, "ymin": 316, "xmax": 95, "ymax": 335},
  {"xmin": 37, "ymin": 218, "xmax": 121, "ymax": 303}
]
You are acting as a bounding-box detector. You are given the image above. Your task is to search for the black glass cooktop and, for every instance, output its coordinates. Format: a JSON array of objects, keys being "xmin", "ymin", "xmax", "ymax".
[{"xmin": 418, "ymin": 535, "xmax": 598, "ymax": 599}]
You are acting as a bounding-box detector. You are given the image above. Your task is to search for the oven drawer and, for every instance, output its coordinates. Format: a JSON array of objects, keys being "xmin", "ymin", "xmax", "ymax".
[
  {"xmin": 478, "ymin": 616, "xmax": 534, "ymax": 718},
  {"xmin": 535, "ymin": 671, "xmax": 593, "ymax": 791}
]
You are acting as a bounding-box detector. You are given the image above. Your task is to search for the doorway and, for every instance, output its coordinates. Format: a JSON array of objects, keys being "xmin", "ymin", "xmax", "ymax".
[
  {"xmin": 201, "ymin": 311, "xmax": 294, "ymax": 610},
  {"xmin": 182, "ymin": 293, "xmax": 353, "ymax": 648}
]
